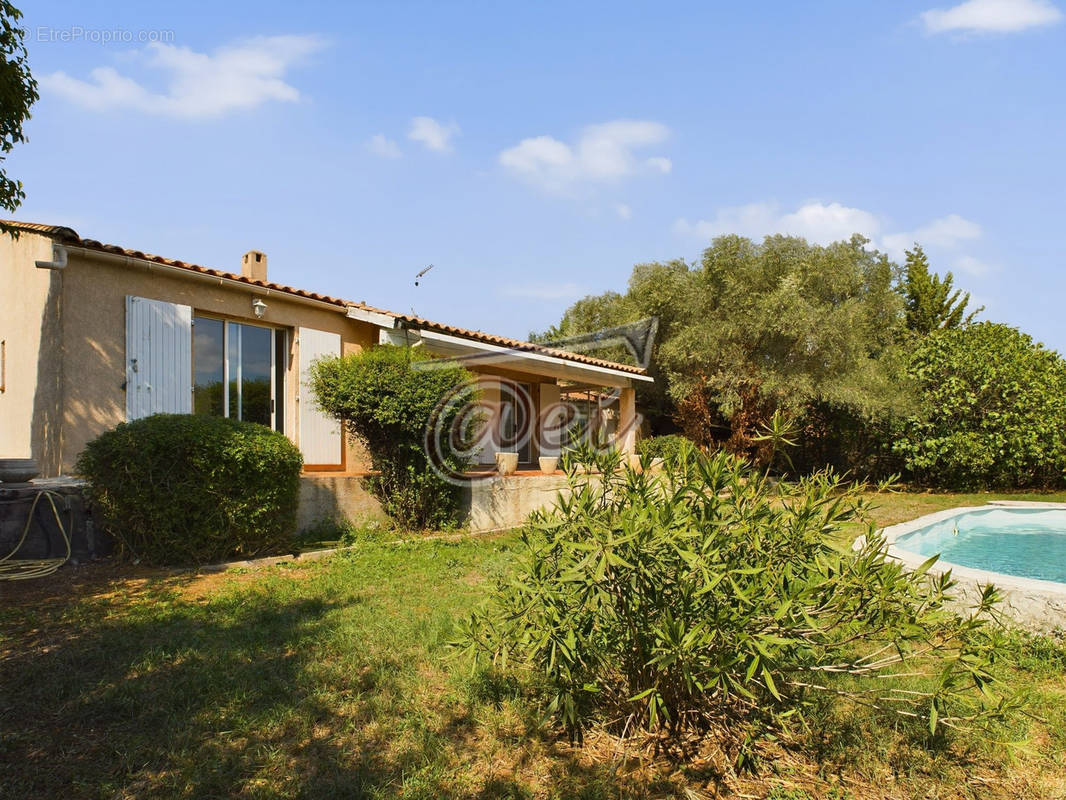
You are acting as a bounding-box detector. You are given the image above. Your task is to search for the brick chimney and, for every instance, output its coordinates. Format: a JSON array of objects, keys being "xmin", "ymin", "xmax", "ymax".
[{"xmin": 241, "ymin": 250, "xmax": 267, "ymax": 282}]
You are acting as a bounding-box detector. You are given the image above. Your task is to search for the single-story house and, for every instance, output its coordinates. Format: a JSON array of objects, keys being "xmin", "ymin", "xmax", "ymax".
[{"xmin": 0, "ymin": 221, "xmax": 651, "ymax": 498}]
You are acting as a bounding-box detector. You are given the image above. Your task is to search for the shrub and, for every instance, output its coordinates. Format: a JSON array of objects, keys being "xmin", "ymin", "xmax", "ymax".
[
  {"xmin": 460, "ymin": 449, "xmax": 1009, "ymax": 745},
  {"xmin": 76, "ymin": 414, "xmax": 303, "ymax": 566},
  {"xmin": 309, "ymin": 346, "xmax": 478, "ymax": 529},
  {"xmin": 893, "ymin": 323, "xmax": 1066, "ymax": 490},
  {"xmin": 636, "ymin": 433, "xmax": 692, "ymax": 463}
]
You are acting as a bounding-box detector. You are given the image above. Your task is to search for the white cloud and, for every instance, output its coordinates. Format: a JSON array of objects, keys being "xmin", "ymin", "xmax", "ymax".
[
  {"xmin": 499, "ymin": 120, "xmax": 671, "ymax": 192},
  {"xmin": 673, "ymin": 201, "xmax": 882, "ymax": 245},
  {"xmin": 40, "ymin": 35, "xmax": 326, "ymax": 118},
  {"xmin": 674, "ymin": 201, "xmax": 995, "ymax": 277},
  {"xmin": 920, "ymin": 0, "xmax": 1063, "ymax": 34},
  {"xmin": 408, "ymin": 116, "xmax": 460, "ymax": 152},
  {"xmin": 615, "ymin": 203, "xmax": 633, "ymax": 220},
  {"xmin": 954, "ymin": 254, "xmax": 995, "ymax": 276},
  {"xmin": 881, "ymin": 214, "xmax": 982, "ymax": 259},
  {"xmin": 367, "ymin": 133, "xmax": 401, "ymax": 158},
  {"xmin": 645, "ymin": 156, "xmax": 673, "ymax": 174},
  {"xmin": 499, "ymin": 282, "xmax": 588, "ymax": 301}
]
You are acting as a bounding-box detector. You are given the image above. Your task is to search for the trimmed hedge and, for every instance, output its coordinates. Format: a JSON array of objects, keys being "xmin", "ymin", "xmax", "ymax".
[
  {"xmin": 77, "ymin": 414, "xmax": 303, "ymax": 565},
  {"xmin": 309, "ymin": 346, "xmax": 477, "ymax": 530}
]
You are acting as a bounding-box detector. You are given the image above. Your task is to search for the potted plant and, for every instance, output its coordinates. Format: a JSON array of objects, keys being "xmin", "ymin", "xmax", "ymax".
[{"xmin": 495, "ymin": 452, "xmax": 519, "ymax": 476}]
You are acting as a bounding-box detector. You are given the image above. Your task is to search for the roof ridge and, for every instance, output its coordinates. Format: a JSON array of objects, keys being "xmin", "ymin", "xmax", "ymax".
[{"xmin": 2, "ymin": 218, "xmax": 647, "ymax": 376}]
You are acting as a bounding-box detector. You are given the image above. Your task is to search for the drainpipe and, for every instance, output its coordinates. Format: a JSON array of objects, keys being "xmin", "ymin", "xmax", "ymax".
[{"xmin": 35, "ymin": 243, "xmax": 68, "ymax": 270}]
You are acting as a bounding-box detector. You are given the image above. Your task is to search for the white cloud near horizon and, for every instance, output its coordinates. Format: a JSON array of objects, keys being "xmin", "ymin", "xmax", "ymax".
[
  {"xmin": 499, "ymin": 120, "xmax": 671, "ymax": 192},
  {"xmin": 881, "ymin": 213, "xmax": 981, "ymax": 256},
  {"xmin": 499, "ymin": 281, "xmax": 588, "ymax": 301},
  {"xmin": 920, "ymin": 0, "xmax": 1063, "ymax": 34},
  {"xmin": 673, "ymin": 201, "xmax": 991, "ymax": 272},
  {"xmin": 367, "ymin": 133, "xmax": 402, "ymax": 158},
  {"xmin": 40, "ymin": 35, "xmax": 326, "ymax": 118},
  {"xmin": 408, "ymin": 116, "xmax": 460, "ymax": 152},
  {"xmin": 673, "ymin": 201, "xmax": 883, "ymax": 246}
]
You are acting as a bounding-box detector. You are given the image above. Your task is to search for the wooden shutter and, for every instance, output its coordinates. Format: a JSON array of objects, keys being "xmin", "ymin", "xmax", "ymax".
[
  {"xmin": 125, "ymin": 296, "xmax": 192, "ymax": 420},
  {"xmin": 298, "ymin": 328, "xmax": 343, "ymax": 467}
]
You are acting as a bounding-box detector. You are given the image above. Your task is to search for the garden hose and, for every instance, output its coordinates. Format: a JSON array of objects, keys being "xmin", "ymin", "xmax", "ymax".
[{"xmin": 0, "ymin": 491, "xmax": 72, "ymax": 581}]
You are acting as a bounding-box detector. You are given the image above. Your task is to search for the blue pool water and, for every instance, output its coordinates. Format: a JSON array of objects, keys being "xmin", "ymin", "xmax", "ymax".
[{"xmin": 895, "ymin": 508, "xmax": 1066, "ymax": 584}]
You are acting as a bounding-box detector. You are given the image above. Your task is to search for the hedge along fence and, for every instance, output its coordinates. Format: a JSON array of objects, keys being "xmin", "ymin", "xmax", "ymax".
[{"xmin": 77, "ymin": 414, "xmax": 303, "ymax": 566}]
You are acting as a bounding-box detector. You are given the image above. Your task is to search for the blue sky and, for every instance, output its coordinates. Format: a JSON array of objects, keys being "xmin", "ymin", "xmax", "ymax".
[{"xmin": 11, "ymin": 0, "xmax": 1066, "ymax": 352}]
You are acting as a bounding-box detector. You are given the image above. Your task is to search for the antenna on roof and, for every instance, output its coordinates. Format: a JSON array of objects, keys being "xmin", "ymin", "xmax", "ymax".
[{"xmin": 414, "ymin": 264, "xmax": 434, "ymax": 286}]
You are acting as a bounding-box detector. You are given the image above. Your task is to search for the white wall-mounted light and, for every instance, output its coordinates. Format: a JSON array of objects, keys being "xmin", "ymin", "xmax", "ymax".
[{"xmin": 252, "ymin": 298, "xmax": 268, "ymax": 319}]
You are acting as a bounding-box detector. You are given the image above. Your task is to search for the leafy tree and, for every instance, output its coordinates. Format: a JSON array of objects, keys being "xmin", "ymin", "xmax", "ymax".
[
  {"xmin": 539, "ymin": 235, "xmax": 912, "ymax": 455},
  {"xmin": 309, "ymin": 346, "xmax": 479, "ymax": 529},
  {"xmin": 902, "ymin": 244, "xmax": 981, "ymax": 334},
  {"xmin": 893, "ymin": 322, "xmax": 1066, "ymax": 489},
  {"xmin": 462, "ymin": 446, "xmax": 1010, "ymax": 746},
  {"xmin": 0, "ymin": 2, "xmax": 37, "ymax": 226}
]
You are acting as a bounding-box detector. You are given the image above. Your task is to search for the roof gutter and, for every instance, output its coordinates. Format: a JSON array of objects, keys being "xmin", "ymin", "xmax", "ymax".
[{"xmin": 66, "ymin": 245, "xmax": 352, "ymax": 315}]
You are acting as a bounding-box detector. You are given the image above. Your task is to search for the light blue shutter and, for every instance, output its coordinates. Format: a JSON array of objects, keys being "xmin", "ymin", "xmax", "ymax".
[
  {"xmin": 298, "ymin": 328, "xmax": 343, "ymax": 465},
  {"xmin": 125, "ymin": 296, "xmax": 193, "ymax": 420}
]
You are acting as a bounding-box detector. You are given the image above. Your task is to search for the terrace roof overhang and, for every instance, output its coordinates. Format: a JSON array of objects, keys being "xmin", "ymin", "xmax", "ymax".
[{"xmin": 373, "ymin": 325, "xmax": 653, "ymax": 388}]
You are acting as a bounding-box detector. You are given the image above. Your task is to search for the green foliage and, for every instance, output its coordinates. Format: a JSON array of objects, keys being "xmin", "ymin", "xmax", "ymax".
[
  {"xmin": 893, "ymin": 323, "xmax": 1066, "ymax": 489},
  {"xmin": 461, "ymin": 449, "xmax": 1010, "ymax": 745},
  {"xmin": 309, "ymin": 345, "xmax": 478, "ymax": 529},
  {"xmin": 0, "ymin": 2, "xmax": 37, "ymax": 219},
  {"xmin": 636, "ymin": 434, "xmax": 692, "ymax": 463},
  {"xmin": 902, "ymin": 245, "xmax": 981, "ymax": 334},
  {"xmin": 537, "ymin": 236, "xmax": 912, "ymax": 455},
  {"xmin": 76, "ymin": 414, "xmax": 303, "ymax": 566}
]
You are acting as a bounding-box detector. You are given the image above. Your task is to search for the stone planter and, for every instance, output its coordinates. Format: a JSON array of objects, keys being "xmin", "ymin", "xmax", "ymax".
[
  {"xmin": 0, "ymin": 458, "xmax": 39, "ymax": 485},
  {"xmin": 495, "ymin": 452, "xmax": 519, "ymax": 476},
  {"xmin": 538, "ymin": 456, "xmax": 559, "ymax": 474}
]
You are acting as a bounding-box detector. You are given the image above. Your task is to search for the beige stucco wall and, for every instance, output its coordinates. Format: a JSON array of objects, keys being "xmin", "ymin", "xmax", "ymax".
[
  {"xmin": 0, "ymin": 231, "xmax": 63, "ymax": 466},
  {"xmin": 1, "ymin": 237, "xmax": 377, "ymax": 476}
]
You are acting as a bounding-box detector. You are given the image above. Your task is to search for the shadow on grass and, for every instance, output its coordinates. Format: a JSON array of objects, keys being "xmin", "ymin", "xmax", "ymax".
[{"xmin": 0, "ymin": 573, "xmax": 668, "ymax": 800}]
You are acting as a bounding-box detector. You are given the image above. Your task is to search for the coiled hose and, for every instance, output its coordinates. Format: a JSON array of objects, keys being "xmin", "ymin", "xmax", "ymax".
[{"xmin": 0, "ymin": 491, "xmax": 72, "ymax": 580}]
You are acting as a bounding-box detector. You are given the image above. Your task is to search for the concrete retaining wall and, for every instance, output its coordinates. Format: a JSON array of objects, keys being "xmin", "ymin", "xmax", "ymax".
[
  {"xmin": 296, "ymin": 472, "xmax": 583, "ymax": 533},
  {"xmin": 296, "ymin": 475, "xmax": 388, "ymax": 531},
  {"xmin": 463, "ymin": 474, "xmax": 574, "ymax": 532}
]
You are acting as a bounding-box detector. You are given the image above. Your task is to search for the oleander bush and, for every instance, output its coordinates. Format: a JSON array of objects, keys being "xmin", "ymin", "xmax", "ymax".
[
  {"xmin": 76, "ymin": 413, "xmax": 303, "ymax": 566},
  {"xmin": 636, "ymin": 433, "xmax": 693, "ymax": 464},
  {"xmin": 461, "ymin": 447, "xmax": 1012, "ymax": 746}
]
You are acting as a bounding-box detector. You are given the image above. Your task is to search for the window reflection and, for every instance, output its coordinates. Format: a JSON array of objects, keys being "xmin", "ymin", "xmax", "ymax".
[{"xmin": 193, "ymin": 316, "xmax": 279, "ymax": 430}]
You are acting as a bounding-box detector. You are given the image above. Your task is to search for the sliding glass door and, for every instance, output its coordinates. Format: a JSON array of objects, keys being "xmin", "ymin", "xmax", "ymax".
[{"xmin": 193, "ymin": 316, "xmax": 284, "ymax": 431}]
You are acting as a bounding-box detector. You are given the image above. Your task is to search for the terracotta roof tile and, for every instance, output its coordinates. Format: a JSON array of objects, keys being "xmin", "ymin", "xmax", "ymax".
[{"xmin": 3, "ymin": 220, "xmax": 647, "ymax": 377}]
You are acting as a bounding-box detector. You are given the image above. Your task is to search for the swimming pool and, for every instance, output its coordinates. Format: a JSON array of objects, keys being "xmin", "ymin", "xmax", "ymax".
[
  {"xmin": 894, "ymin": 507, "xmax": 1066, "ymax": 585},
  {"xmin": 867, "ymin": 503, "xmax": 1066, "ymax": 631}
]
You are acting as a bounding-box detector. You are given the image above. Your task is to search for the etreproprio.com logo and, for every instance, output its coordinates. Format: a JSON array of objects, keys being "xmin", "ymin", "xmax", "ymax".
[{"xmin": 36, "ymin": 26, "xmax": 176, "ymax": 45}]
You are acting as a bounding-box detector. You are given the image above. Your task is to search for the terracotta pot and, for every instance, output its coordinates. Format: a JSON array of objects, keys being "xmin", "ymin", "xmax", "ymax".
[
  {"xmin": 538, "ymin": 456, "xmax": 559, "ymax": 474},
  {"xmin": 495, "ymin": 452, "xmax": 519, "ymax": 476},
  {"xmin": 0, "ymin": 458, "xmax": 39, "ymax": 484}
]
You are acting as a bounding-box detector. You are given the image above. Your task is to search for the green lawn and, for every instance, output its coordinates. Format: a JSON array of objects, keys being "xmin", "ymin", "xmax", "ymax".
[{"xmin": 1, "ymin": 491, "xmax": 1064, "ymax": 799}]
